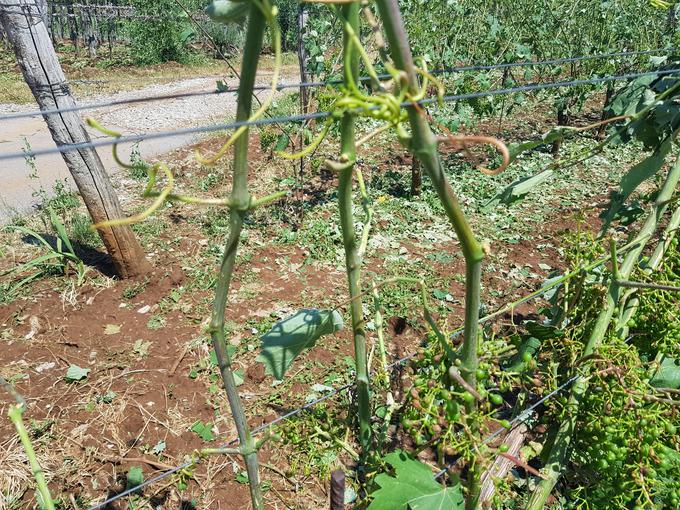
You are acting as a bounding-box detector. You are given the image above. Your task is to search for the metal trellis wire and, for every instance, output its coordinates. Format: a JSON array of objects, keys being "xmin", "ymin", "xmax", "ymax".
[
  {"xmin": 1, "ymin": 46, "xmax": 676, "ymax": 123},
  {"xmin": 2, "ymin": 67, "xmax": 679, "ymax": 162},
  {"xmin": 82, "ymin": 230, "xmax": 637, "ymax": 510}
]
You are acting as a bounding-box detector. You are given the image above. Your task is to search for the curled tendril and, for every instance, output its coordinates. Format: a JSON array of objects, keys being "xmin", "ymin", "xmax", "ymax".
[
  {"xmin": 440, "ymin": 134, "xmax": 511, "ymax": 176},
  {"xmin": 92, "ymin": 161, "xmax": 174, "ymax": 229},
  {"xmin": 408, "ymin": 102, "xmax": 510, "ymax": 176},
  {"xmin": 86, "ymin": 117, "xmax": 287, "ymax": 229},
  {"xmin": 195, "ymin": 0, "xmax": 281, "ymax": 166},
  {"xmin": 277, "ymin": 6, "xmax": 449, "ymax": 164},
  {"xmin": 86, "ymin": 118, "xmax": 138, "ymax": 170},
  {"xmin": 277, "ymin": 118, "xmax": 333, "ymax": 159},
  {"xmin": 414, "ymin": 58, "xmax": 445, "ymax": 105}
]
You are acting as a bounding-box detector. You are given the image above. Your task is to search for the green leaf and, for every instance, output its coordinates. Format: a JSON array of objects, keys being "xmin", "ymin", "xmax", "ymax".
[
  {"xmin": 274, "ymin": 134, "xmax": 290, "ymax": 153},
  {"xmin": 256, "ymin": 309, "xmax": 343, "ymax": 380},
  {"xmin": 482, "ymin": 170, "xmax": 554, "ymax": 210},
  {"xmin": 650, "ymin": 357, "xmax": 680, "ymax": 389},
  {"xmin": 216, "ymin": 80, "xmax": 230, "ymax": 92},
  {"xmin": 234, "ymin": 369, "xmax": 244, "ymax": 387},
  {"xmin": 205, "ymin": 0, "xmax": 249, "ymax": 24},
  {"xmin": 151, "ymin": 440, "xmax": 166, "ymax": 456},
  {"xmin": 432, "ymin": 289, "xmax": 448, "ymax": 300},
  {"xmin": 367, "ymin": 450, "xmax": 464, "ymax": 510},
  {"xmin": 49, "ymin": 209, "xmax": 75, "ymax": 255},
  {"xmin": 191, "ymin": 420, "xmax": 215, "ymax": 442},
  {"xmin": 507, "ymin": 127, "xmax": 572, "ymax": 163},
  {"xmin": 606, "ymin": 75, "xmax": 657, "ymax": 119},
  {"xmin": 65, "ymin": 364, "xmax": 90, "ymax": 382},
  {"xmin": 179, "ymin": 27, "xmax": 196, "ymax": 44},
  {"xmin": 126, "ymin": 466, "xmax": 144, "ymax": 493},
  {"xmin": 601, "ymin": 140, "xmax": 671, "ymax": 229},
  {"xmin": 208, "ymin": 346, "xmax": 236, "ymax": 367}
]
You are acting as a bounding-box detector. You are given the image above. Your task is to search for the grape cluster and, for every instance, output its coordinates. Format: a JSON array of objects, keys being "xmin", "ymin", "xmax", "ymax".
[{"xmin": 399, "ymin": 332, "xmax": 529, "ymax": 462}]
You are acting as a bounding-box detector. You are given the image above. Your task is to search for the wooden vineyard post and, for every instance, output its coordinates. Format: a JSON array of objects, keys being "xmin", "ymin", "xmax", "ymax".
[
  {"xmin": 0, "ymin": 0, "xmax": 150, "ymax": 278},
  {"xmin": 297, "ymin": 3, "xmax": 309, "ymax": 213},
  {"xmin": 330, "ymin": 470, "xmax": 345, "ymax": 510}
]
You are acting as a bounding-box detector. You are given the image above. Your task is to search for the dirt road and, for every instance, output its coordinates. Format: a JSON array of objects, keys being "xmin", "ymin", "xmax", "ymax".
[{"xmin": 0, "ymin": 70, "xmax": 292, "ymax": 222}]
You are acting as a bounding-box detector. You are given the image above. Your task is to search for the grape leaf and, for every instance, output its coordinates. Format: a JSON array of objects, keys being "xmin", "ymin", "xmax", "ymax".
[
  {"xmin": 507, "ymin": 127, "xmax": 572, "ymax": 163},
  {"xmin": 482, "ymin": 169, "xmax": 554, "ymax": 210},
  {"xmin": 274, "ymin": 134, "xmax": 290, "ymax": 152},
  {"xmin": 65, "ymin": 364, "xmax": 90, "ymax": 382},
  {"xmin": 367, "ymin": 450, "xmax": 464, "ymax": 510},
  {"xmin": 191, "ymin": 421, "xmax": 215, "ymax": 442},
  {"xmin": 256, "ymin": 309, "xmax": 343, "ymax": 380},
  {"xmin": 205, "ymin": 0, "xmax": 249, "ymax": 24},
  {"xmin": 601, "ymin": 139, "xmax": 671, "ymax": 230},
  {"xmin": 650, "ymin": 357, "xmax": 680, "ymax": 389}
]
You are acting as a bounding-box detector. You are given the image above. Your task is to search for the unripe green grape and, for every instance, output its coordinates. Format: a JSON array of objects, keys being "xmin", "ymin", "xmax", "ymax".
[
  {"xmin": 462, "ymin": 392, "xmax": 475, "ymax": 404},
  {"xmin": 489, "ymin": 394, "xmax": 504, "ymax": 406}
]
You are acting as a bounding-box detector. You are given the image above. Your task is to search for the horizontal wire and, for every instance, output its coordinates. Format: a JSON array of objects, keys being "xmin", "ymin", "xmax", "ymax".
[
  {"xmin": 82, "ymin": 286, "xmax": 552, "ymax": 510},
  {"xmin": 85, "ymin": 462, "xmax": 192, "ymax": 510},
  {"xmin": 2, "ymin": 67, "xmax": 679, "ymax": 162},
  {"xmin": 433, "ymin": 375, "xmax": 581, "ymax": 479},
  {"xmin": 60, "ymin": 46, "xmax": 676, "ymax": 89},
  {"xmin": 1, "ymin": 46, "xmax": 674, "ymax": 123}
]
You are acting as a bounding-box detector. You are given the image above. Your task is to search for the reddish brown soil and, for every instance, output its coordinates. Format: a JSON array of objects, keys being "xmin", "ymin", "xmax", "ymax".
[{"xmin": 0, "ymin": 117, "xmax": 609, "ymax": 509}]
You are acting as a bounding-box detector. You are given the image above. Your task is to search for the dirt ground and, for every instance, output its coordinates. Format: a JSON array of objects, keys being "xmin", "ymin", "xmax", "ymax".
[{"xmin": 0, "ymin": 91, "xmax": 645, "ymax": 509}]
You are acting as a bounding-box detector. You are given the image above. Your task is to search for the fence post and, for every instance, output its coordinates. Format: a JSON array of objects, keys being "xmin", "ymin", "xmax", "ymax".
[
  {"xmin": 296, "ymin": 3, "xmax": 309, "ymax": 224},
  {"xmin": 0, "ymin": 0, "xmax": 150, "ymax": 278},
  {"xmin": 330, "ymin": 470, "xmax": 345, "ymax": 510}
]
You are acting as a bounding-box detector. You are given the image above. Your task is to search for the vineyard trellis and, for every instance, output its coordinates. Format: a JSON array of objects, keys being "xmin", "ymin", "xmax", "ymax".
[
  {"xmin": 71, "ymin": 223, "xmax": 667, "ymax": 509},
  {"xmin": 2, "ymin": 68, "xmax": 680, "ymax": 162},
  {"xmin": 2, "ymin": 45, "xmax": 677, "ymax": 122}
]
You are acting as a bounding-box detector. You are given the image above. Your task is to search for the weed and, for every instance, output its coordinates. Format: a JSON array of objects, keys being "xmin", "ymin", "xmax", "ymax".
[
  {"xmin": 2, "ymin": 210, "xmax": 87, "ymax": 302},
  {"xmin": 122, "ymin": 279, "xmax": 148, "ymax": 300},
  {"xmin": 147, "ymin": 315, "xmax": 166, "ymax": 330},
  {"xmin": 127, "ymin": 144, "xmax": 150, "ymax": 181},
  {"xmin": 197, "ymin": 171, "xmax": 223, "ymax": 191},
  {"xmin": 69, "ymin": 213, "xmax": 101, "ymax": 248}
]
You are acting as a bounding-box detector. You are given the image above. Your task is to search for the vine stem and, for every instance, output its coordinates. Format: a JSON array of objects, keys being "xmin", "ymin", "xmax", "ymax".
[
  {"xmin": 373, "ymin": 1, "xmax": 484, "ymax": 507},
  {"xmin": 525, "ymin": 152, "xmax": 680, "ymax": 510},
  {"xmin": 337, "ymin": 1, "xmax": 372, "ymax": 456},
  {"xmin": 8, "ymin": 404, "xmax": 55, "ymax": 510},
  {"xmin": 207, "ymin": 5, "xmax": 265, "ymax": 509}
]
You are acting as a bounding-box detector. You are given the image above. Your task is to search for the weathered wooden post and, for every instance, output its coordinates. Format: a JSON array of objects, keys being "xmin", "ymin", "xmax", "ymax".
[
  {"xmin": 296, "ymin": 3, "xmax": 309, "ymax": 224},
  {"xmin": 0, "ymin": 0, "xmax": 150, "ymax": 278},
  {"xmin": 330, "ymin": 470, "xmax": 345, "ymax": 510}
]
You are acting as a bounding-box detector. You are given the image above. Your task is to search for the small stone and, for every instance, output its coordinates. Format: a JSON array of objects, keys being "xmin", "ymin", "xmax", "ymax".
[
  {"xmin": 34, "ymin": 362, "xmax": 56, "ymax": 373},
  {"xmin": 137, "ymin": 305, "xmax": 151, "ymax": 314}
]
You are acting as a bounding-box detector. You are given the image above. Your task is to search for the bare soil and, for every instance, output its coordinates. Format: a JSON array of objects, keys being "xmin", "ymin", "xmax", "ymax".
[{"xmin": 0, "ymin": 96, "xmax": 623, "ymax": 509}]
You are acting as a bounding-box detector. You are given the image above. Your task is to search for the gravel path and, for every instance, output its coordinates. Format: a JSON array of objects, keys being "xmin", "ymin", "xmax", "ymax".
[{"xmin": 0, "ymin": 69, "xmax": 297, "ymax": 221}]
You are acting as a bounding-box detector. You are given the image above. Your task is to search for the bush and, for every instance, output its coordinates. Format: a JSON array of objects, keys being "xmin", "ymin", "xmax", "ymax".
[{"xmin": 124, "ymin": 0, "xmax": 196, "ymax": 65}]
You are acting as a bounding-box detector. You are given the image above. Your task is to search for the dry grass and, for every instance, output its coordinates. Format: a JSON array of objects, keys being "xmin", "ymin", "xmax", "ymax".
[
  {"xmin": 0, "ymin": 52, "xmax": 297, "ymax": 105},
  {"xmin": 0, "ymin": 436, "xmax": 55, "ymax": 510}
]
